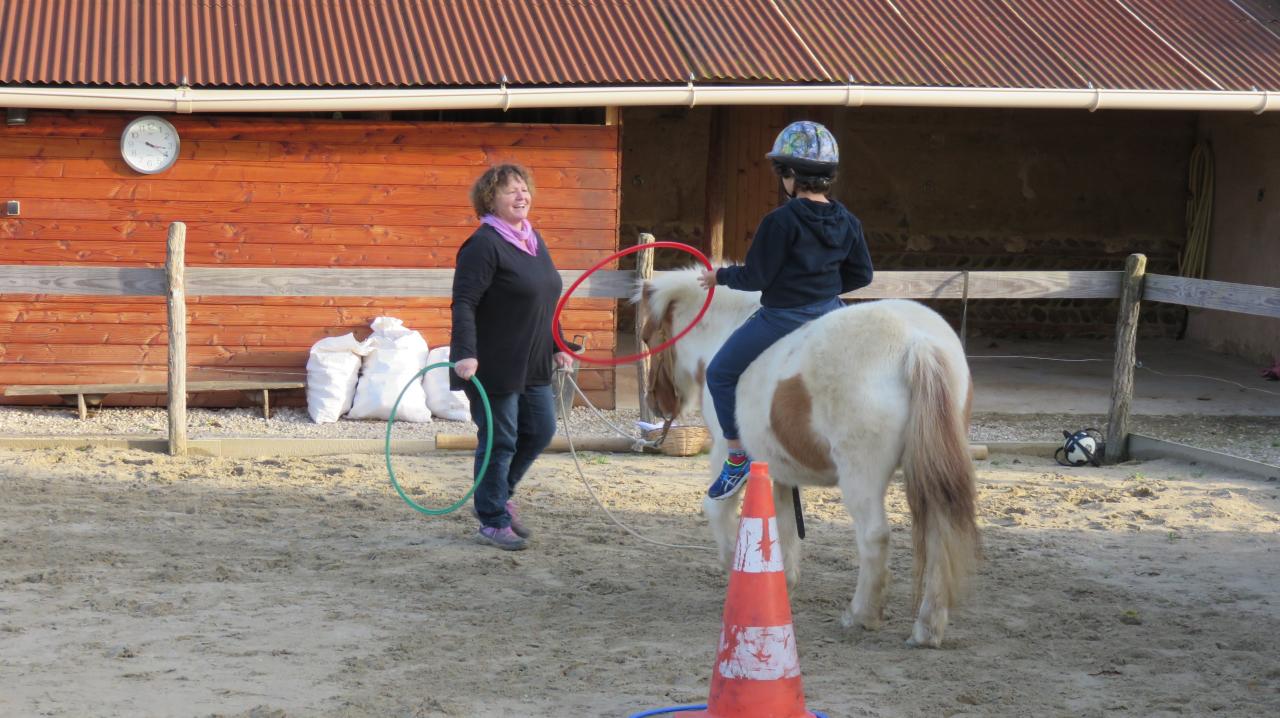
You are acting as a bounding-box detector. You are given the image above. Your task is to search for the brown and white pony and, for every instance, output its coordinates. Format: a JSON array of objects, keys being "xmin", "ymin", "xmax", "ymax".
[{"xmin": 638, "ymin": 268, "xmax": 979, "ymax": 647}]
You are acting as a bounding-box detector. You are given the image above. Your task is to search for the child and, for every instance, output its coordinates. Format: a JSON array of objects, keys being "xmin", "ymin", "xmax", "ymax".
[{"xmin": 697, "ymin": 120, "xmax": 874, "ymax": 499}]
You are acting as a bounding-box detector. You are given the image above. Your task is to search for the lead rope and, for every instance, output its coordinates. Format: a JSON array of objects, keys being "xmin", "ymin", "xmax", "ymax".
[{"xmin": 557, "ymin": 368, "xmax": 713, "ymax": 552}]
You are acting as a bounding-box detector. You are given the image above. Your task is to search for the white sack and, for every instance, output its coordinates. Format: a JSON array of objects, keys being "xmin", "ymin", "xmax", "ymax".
[
  {"xmin": 305, "ymin": 333, "xmax": 371, "ymax": 424},
  {"xmin": 422, "ymin": 346, "xmax": 472, "ymax": 422},
  {"xmin": 347, "ymin": 317, "xmax": 433, "ymax": 422}
]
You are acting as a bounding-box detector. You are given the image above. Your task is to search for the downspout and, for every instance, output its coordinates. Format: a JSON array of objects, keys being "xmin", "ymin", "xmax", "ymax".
[{"xmin": 0, "ymin": 83, "xmax": 1277, "ymax": 113}]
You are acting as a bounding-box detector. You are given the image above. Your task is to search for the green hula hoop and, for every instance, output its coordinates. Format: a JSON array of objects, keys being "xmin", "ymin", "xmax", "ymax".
[{"xmin": 385, "ymin": 361, "xmax": 493, "ymax": 516}]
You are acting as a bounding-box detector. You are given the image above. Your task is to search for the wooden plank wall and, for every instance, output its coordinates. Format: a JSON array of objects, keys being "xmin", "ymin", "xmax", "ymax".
[
  {"xmin": 0, "ymin": 112, "xmax": 620, "ymax": 408},
  {"xmin": 722, "ymin": 107, "xmax": 790, "ymax": 261}
]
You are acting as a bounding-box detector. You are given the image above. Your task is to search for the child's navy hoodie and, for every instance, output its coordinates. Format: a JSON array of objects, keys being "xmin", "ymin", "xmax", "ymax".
[{"xmin": 715, "ymin": 197, "xmax": 873, "ymax": 308}]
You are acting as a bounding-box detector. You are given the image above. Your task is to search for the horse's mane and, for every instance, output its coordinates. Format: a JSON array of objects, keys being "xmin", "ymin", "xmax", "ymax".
[{"xmin": 633, "ymin": 264, "xmax": 760, "ymax": 321}]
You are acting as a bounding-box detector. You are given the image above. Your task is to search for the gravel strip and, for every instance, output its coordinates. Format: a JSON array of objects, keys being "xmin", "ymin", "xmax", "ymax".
[{"xmin": 1, "ymin": 405, "xmax": 1276, "ymax": 467}]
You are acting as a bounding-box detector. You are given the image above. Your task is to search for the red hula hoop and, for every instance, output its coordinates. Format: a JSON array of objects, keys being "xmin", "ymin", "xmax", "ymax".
[{"xmin": 553, "ymin": 241, "xmax": 715, "ymax": 366}]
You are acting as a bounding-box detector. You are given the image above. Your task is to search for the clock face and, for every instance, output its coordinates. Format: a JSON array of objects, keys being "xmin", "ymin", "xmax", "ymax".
[{"xmin": 120, "ymin": 116, "xmax": 180, "ymax": 174}]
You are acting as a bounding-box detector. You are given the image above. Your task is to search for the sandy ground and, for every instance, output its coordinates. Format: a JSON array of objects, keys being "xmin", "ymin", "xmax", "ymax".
[{"xmin": 1, "ymin": 447, "xmax": 1278, "ymax": 717}]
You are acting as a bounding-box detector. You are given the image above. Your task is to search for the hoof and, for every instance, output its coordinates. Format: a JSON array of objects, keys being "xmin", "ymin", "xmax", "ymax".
[
  {"xmin": 841, "ymin": 608, "xmax": 882, "ymax": 631},
  {"xmin": 905, "ymin": 629, "xmax": 941, "ymax": 648}
]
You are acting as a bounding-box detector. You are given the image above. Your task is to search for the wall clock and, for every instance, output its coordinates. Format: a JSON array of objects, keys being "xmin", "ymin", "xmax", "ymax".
[{"xmin": 120, "ymin": 115, "xmax": 180, "ymax": 174}]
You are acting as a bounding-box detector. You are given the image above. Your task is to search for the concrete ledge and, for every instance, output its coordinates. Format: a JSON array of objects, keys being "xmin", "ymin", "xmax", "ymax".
[
  {"xmin": 981, "ymin": 441, "xmax": 1060, "ymax": 457},
  {"xmin": 1129, "ymin": 434, "xmax": 1280, "ymax": 481},
  {"xmin": 0, "ymin": 435, "xmax": 1047, "ymax": 459}
]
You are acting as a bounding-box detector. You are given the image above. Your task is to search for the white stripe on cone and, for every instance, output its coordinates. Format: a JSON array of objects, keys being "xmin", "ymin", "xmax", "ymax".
[
  {"xmin": 732, "ymin": 516, "xmax": 783, "ymax": 574},
  {"xmin": 717, "ymin": 624, "xmax": 801, "ymax": 680}
]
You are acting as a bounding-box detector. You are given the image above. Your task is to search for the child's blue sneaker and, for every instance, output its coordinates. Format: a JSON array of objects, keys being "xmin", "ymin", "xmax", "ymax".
[{"xmin": 708, "ymin": 454, "xmax": 751, "ymax": 500}]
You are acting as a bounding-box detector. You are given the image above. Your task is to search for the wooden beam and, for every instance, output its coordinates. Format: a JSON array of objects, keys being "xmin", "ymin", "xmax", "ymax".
[
  {"xmin": 705, "ymin": 106, "xmax": 727, "ymax": 262},
  {"xmin": 635, "ymin": 232, "xmax": 656, "ymax": 423},
  {"xmin": 183, "ymin": 267, "xmax": 636, "ymax": 298},
  {"xmin": 166, "ymin": 222, "xmax": 188, "ymax": 457},
  {"xmin": 436, "ymin": 434, "xmax": 638, "ymax": 453},
  {"xmin": 1105, "ymin": 254, "xmax": 1146, "ymax": 464},
  {"xmin": 0, "ymin": 266, "xmax": 165, "ymax": 295},
  {"xmin": 1143, "ymin": 273, "xmax": 1280, "ymax": 318}
]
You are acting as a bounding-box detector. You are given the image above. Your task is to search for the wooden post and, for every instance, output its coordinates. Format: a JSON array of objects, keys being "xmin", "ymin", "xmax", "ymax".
[
  {"xmin": 636, "ymin": 232, "xmax": 656, "ymax": 423},
  {"xmin": 705, "ymin": 107, "xmax": 727, "ymax": 262},
  {"xmin": 166, "ymin": 222, "xmax": 188, "ymax": 456},
  {"xmin": 1105, "ymin": 253, "xmax": 1146, "ymax": 464}
]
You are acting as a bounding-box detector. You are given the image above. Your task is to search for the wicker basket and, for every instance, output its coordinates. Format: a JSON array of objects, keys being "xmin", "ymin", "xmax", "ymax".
[{"xmin": 646, "ymin": 425, "xmax": 711, "ymax": 457}]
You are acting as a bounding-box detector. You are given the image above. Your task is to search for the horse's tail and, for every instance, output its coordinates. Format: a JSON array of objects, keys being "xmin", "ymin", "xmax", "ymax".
[{"xmin": 901, "ymin": 339, "xmax": 980, "ymax": 621}]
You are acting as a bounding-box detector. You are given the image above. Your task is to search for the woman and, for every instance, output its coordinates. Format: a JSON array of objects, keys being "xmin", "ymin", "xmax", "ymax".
[
  {"xmin": 698, "ymin": 120, "xmax": 874, "ymax": 500},
  {"xmin": 450, "ymin": 164, "xmax": 574, "ymax": 551}
]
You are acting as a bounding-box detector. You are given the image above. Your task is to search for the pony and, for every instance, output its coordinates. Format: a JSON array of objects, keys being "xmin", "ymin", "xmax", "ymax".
[{"xmin": 637, "ymin": 268, "xmax": 979, "ymax": 647}]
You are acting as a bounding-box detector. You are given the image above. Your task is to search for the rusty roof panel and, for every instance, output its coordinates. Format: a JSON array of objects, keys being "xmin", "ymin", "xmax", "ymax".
[
  {"xmin": 885, "ymin": 0, "xmax": 1086, "ymax": 88},
  {"xmin": 658, "ymin": 0, "xmax": 829, "ymax": 82},
  {"xmin": 0, "ymin": 0, "xmax": 690, "ymax": 88},
  {"xmin": 398, "ymin": 0, "xmax": 690, "ymax": 85},
  {"xmin": 775, "ymin": 0, "xmax": 962, "ymax": 86},
  {"xmin": 1124, "ymin": 0, "xmax": 1280, "ymax": 91},
  {"xmin": 1004, "ymin": 0, "xmax": 1221, "ymax": 90},
  {"xmin": 2, "ymin": 0, "xmax": 1280, "ymax": 95}
]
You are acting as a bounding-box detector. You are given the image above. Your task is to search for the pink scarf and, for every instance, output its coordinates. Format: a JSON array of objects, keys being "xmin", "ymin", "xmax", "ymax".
[{"xmin": 481, "ymin": 214, "xmax": 538, "ymax": 256}]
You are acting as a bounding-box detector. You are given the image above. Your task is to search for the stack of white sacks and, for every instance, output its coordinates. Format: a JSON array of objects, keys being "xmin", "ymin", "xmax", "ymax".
[{"xmin": 305, "ymin": 316, "xmax": 470, "ymax": 424}]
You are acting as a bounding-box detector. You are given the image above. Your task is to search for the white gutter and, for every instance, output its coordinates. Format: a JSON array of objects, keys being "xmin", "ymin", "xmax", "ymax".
[{"xmin": 1, "ymin": 83, "xmax": 1277, "ymax": 113}]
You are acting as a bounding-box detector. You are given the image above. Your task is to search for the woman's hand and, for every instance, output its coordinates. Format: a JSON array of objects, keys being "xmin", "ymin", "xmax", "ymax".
[
  {"xmin": 553, "ymin": 352, "xmax": 574, "ymax": 370},
  {"xmin": 454, "ymin": 357, "xmax": 479, "ymax": 380},
  {"xmin": 698, "ymin": 268, "xmax": 718, "ymax": 290}
]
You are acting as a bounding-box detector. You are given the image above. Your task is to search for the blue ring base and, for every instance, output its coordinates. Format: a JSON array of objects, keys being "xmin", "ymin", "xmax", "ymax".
[{"xmin": 628, "ymin": 706, "xmax": 828, "ymax": 718}]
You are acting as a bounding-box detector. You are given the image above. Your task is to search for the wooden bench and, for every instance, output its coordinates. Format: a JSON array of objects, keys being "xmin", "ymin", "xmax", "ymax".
[{"xmin": 3, "ymin": 381, "xmax": 305, "ymax": 420}]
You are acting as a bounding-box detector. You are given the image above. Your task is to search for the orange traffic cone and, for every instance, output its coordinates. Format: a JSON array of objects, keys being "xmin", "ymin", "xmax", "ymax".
[{"xmin": 631, "ymin": 462, "xmax": 827, "ymax": 718}]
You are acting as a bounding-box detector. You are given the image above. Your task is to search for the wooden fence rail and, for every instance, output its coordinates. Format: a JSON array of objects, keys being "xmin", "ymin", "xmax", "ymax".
[
  {"xmin": 3, "ymin": 241, "xmax": 1278, "ymax": 460},
  {"xmin": 0, "ymin": 265, "xmax": 636, "ymax": 299},
  {"xmin": 1144, "ymin": 273, "xmax": 1280, "ymax": 319}
]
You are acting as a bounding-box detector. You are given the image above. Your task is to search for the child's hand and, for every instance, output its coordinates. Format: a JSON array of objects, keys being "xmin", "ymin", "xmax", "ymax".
[{"xmin": 698, "ymin": 269, "xmax": 718, "ymax": 289}]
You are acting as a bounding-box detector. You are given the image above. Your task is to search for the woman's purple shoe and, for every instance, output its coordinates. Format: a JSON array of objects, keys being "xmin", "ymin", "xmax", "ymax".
[
  {"xmin": 505, "ymin": 500, "xmax": 532, "ymax": 539},
  {"xmin": 476, "ymin": 526, "xmax": 527, "ymax": 551},
  {"xmin": 471, "ymin": 500, "xmax": 532, "ymax": 539}
]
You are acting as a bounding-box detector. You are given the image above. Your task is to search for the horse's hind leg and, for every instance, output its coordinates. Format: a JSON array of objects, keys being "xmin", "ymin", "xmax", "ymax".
[{"xmin": 837, "ymin": 462, "xmax": 894, "ymax": 631}]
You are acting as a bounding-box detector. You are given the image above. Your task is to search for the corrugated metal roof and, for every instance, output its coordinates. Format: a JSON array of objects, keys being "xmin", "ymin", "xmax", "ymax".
[
  {"xmin": 657, "ymin": 0, "xmax": 828, "ymax": 82},
  {"xmin": 775, "ymin": 0, "xmax": 964, "ymax": 86},
  {"xmin": 1, "ymin": 0, "xmax": 1279, "ymax": 94},
  {"xmin": 1003, "ymin": 0, "xmax": 1223, "ymax": 90},
  {"xmin": 885, "ymin": 0, "xmax": 1087, "ymax": 88},
  {"xmin": 0, "ymin": 0, "xmax": 690, "ymax": 87},
  {"xmin": 1124, "ymin": 0, "xmax": 1280, "ymax": 91}
]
